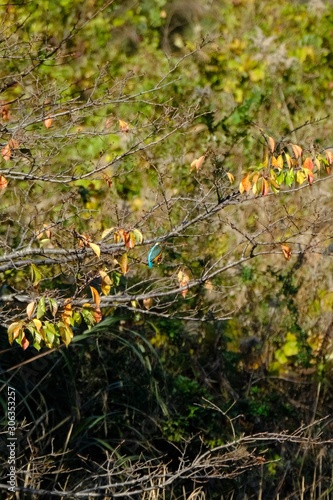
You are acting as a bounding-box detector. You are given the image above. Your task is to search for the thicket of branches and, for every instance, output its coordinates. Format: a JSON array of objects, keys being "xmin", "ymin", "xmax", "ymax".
[{"xmin": 1, "ymin": 1, "xmax": 333, "ymax": 498}]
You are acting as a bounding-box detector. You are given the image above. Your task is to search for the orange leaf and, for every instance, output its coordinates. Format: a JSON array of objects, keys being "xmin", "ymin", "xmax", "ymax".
[
  {"xmin": 44, "ymin": 116, "xmax": 52, "ymax": 128},
  {"xmin": 190, "ymin": 155, "xmax": 205, "ymax": 172},
  {"xmin": 239, "ymin": 174, "xmax": 252, "ymax": 193},
  {"xmin": 291, "ymin": 143, "xmax": 302, "ymax": 159},
  {"xmin": 303, "ymin": 157, "xmax": 313, "ymax": 171},
  {"xmin": 0, "ymin": 101, "xmax": 10, "ymax": 121},
  {"xmin": 90, "ymin": 286, "xmax": 101, "ymax": 307},
  {"xmin": 261, "ymin": 178, "xmax": 269, "ymax": 196},
  {"xmin": 268, "ymin": 136, "xmax": 275, "ymax": 153},
  {"xmin": 126, "ymin": 232, "xmax": 136, "ymax": 249},
  {"xmin": 119, "ymin": 119, "xmax": 129, "ymax": 132},
  {"xmin": 0, "ymin": 175, "xmax": 8, "ymax": 190},
  {"xmin": 1, "ymin": 144, "xmax": 11, "ymax": 161},
  {"xmin": 271, "ymin": 155, "xmax": 283, "ymax": 169},
  {"xmin": 281, "ymin": 244, "xmax": 292, "ymax": 260},
  {"xmin": 94, "ymin": 307, "xmax": 103, "ymax": 323}
]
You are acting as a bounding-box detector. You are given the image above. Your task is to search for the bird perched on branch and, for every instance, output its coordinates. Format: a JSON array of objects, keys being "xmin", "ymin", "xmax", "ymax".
[{"xmin": 147, "ymin": 243, "xmax": 162, "ymax": 268}]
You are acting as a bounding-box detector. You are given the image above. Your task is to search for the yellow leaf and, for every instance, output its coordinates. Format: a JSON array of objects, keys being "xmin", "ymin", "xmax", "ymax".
[
  {"xmin": 296, "ymin": 170, "xmax": 306, "ymax": 185},
  {"xmin": 119, "ymin": 119, "xmax": 129, "ymax": 132},
  {"xmin": 89, "ymin": 242, "xmax": 100, "ymax": 258},
  {"xmin": 32, "ymin": 318, "xmax": 42, "ymax": 332},
  {"xmin": 119, "ymin": 253, "xmax": 129, "ymax": 275},
  {"xmin": 99, "ymin": 270, "xmax": 112, "ymax": 296},
  {"xmin": 226, "ymin": 172, "xmax": 235, "ymax": 183},
  {"xmin": 90, "ymin": 286, "xmax": 101, "ymax": 307},
  {"xmin": 271, "ymin": 155, "xmax": 283, "ymax": 169},
  {"xmin": 101, "ymin": 227, "xmax": 114, "ymax": 240},
  {"xmin": 190, "ymin": 155, "xmax": 205, "ymax": 172},
  {"xmin": 285, "ymin": 153, "xmax": 292, "ymax": 169},
  {"xmin": 239, "ymin": 174, "xmax": 252, "ymax": 194}
]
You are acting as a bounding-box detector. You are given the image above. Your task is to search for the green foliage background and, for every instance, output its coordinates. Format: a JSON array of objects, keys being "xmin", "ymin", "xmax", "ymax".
[{"xmin": 1, "ymin": 0, "xmax": 333, "ymax": 498}]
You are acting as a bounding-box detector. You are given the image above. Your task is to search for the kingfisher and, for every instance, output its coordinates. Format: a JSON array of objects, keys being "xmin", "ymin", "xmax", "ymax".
[{"xmin": 147, "ymin": 243, "xmax": 162, "ymax": 268}]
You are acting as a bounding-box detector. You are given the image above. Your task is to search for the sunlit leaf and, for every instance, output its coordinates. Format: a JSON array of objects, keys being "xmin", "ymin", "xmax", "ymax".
[
  {"xmin": 32, "ymin": 318, "xmax": 42, "ymax": 332},
  {"xmin": 37, "ymin": 296, "xmax": 46, "ymax": 319},
  {"xmin": 178, "ymin": 269, "xmax": 190, "ymax": 298},
  {"xmin": 89, "ymin": 242, "xmax": 101, "ymax": 258},
  {"xmin": 303, "ymin": 157, "xmax": 313, "ymax": 171},
  {"xmin": 261, "ymin": 178, "xmax": 269, "ymax": 196},
  {"xmin": 21, "ymin": 334, "xmax": 30, "ymax": 350},
  {"xmin": 325, "ymin": 149, "xmax": 333, "ymax": 165},
  {"xmin": 99, "ymin": 270, "xmax": 112, "ymax": 296},
  {"xmin": 296, "ymin": 169, "xmax": 306, "ymax": 185},
  {"xmin": 281, "ymin": 244, "xmax": 292, "ymax": 260},
  {"xmin": 8, "ymin": 322, "xmax": 24, "ymax": 344},
  {"xmin": 26, "ymin": 301, "xmax": 35, "ymax": 319},
  {"xmin": 62, "ymin": 300, "xmax": 73, "ymax": 326},
  {"xmin": 239, "ymin": 174, "xmax": 252, "ymax": 193},
  {"xmin": 271, "ymin": 155, "xmax": 283, "ymax": 169},
  {"xmin": 90, "ymin": 286, "xmax": 101, "ymax": 307},
  {"xmin": 190, "ymin": 155, "xmax": 205, "ymax": 172},
  {"xmin": 291, "ymin": 143, "xmax": 302, "ymax": 159},
  {"xmin": 133, "ymin": 228, "xmax": 143, "ymax": 244},
  {"xmin": 119, "ymin": 119, "xmax": 129, "ymax": 132},
  {"xmin": 226, "ymin": 172, "xmax": 235, "ymax": 183},
  {"xmin": 143, "ymin": 297, "xmax": 153, "ymax": 309},
  {"xmin": 48, "ymin": 297, "xmax": 58, "ymax": 317},
  {"xmin": 101, "ymin": 227, "xmax": 114, "ymax": 240},
  {"xmin": 285, "ymin": 152, "xmax": 292, "ymax": 169},
  {"xmin": 31, "ymin": 264, "xmax": 42, "ymax": 286},
  {"xmin": 126, "ymin": 231, "xmax": 136, "ymax": 249}
]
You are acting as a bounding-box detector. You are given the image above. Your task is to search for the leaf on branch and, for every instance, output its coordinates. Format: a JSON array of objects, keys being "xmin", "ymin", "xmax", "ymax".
[
  {"xmin": 1, "ymin": 144, "xmax": 11, "ymax": 161},
  {"xmin": 268, "ymin": 136, "xmax": 275, "ymax": 153},
  {"xmin": 89, "ymin": 242, "xmax": 101, "ymax": 259},
  {"xmin": 296, "ymin": 169, "xmax": 306, "ymax": 185},
  {"xmin": 290, "ymin": 143, "xmax": 302, "ymax": 159},
  {"xmin": 239, "ymin": 174, "xmax": 252, "ymax": 194},
  {"xmin": 99, "ymin": 270, "xmax": 112, "ymax": 296},
  {"xmin": 48, "ymin": 297, "xmax": 58, "ymax": 317},
  {"xmin": 62, "ymin": 300, "xmax": 73, "ymax": 327},
  {"xmin": 303, "ymin": 157, "xmax": 313, "ymax": 171},
  {"xmin": 271, "ymin": 155, "xmax": 283, "ymax": 169},
  {"xmin": 102, "ymin": 172, "xmax": 113, "ymax": 188},
  {"xmin": 133, "ymin": 228, "xmax": 143, "ymax": 244},
  {"xmin": 101, "ymin": 227, "xmax": 114, "ymax": 240},
  {"xmin": 119, "ymin": 119, "xmax": 129, "ymax": 132},
  {"xmin": 37, "ymin": 297, "xmax": 46, "ymax": 319},
  {"xmin": 281, "ymin": 244, "xmax": 292, "ymax": 260},
  {"xmin": 21, "ymin": 334, "xmax": 30, "ymax": 350},
  {"xmin": 178, "ymin": 269, "xmax": 190, "ymax": 298},
  {"xmin": 44, "ymin": 116, "xmax": 52, "ymax": 128},
  {"xmin": 0, "ymin": 175, "xmax": 8, "ymax": 190},
  {"xmin": 226, "ymin": 172, "xmax": 235, "ymax": 183},
  {"xmin": 190, "ymin": 155, "xmax": 205, "ymax": 172},
  {"xmin": 90, "ymin": 286, "xmax": 101, "ymax": 307},
  {"xmin": 285, "ymin": 152, "xmax": 292, "ymax": 169},
  {"xmin": 143, "ymin": 297, "xmax": 153, "ymax": 309},
  {"xmin": 0, "ymin": 101, "xmax": 10, "ymax": 121},
  {"xmin": 8, "ymin": 322, "xmax": 24, "ymax": 344},
  {"xmin": 26, "ymin": 301, "xmax": 36, "ymax": 319},
  {"xmin": 94, "ymin": 307, "xmax": 103, "ymax": 324},
  {"xmin": 31, "ymin": 264, "xmax": 42, "ymax": 287},
  {"xmin": 118, "ymin": 253, "xmax": 129, "ymax": 275},
  {"xmin": 32, "ymin": 318, "xmax": 42, "ymax": 332},
  {"xmin": 325, "ymin": 149, "xmax": 333, "ymax": 165}
]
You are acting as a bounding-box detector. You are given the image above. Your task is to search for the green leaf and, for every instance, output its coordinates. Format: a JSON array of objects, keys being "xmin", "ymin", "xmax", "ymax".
[{"xmin": 37, "ymin": 296, "xmax": 46, "ymax": 319}]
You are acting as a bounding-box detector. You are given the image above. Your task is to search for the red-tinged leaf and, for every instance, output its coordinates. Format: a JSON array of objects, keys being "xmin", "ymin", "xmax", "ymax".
[
  {"xmin": 26, "ymin": 301, "xmax": 35, "ymax": 319},
  {"xmin": 291, "ymin": 143, "xmax": 302, "ymax": 159},
  {"xmin": 44, "ymin": 116, "xmax": 52, "ymax": 128},
  {"xmin": 190, "ymin": 155, "xmax": 205, "ymax": 172},
  {"xmin": 281, "ymin": 244, "xmax": 292, "ymax": 260},
  {"xmin": 119, "ymin": 119, "xmax": 129, "ymax": 132},
  {"xmin": 326, "ymin": 149, "xmax": 333, "ymax": 165},
  {"xmin": 1, "ymin": 144, "xmax": 11, "ymax": 161},
  {"xmin": 90, "ymin": 286, "xmax": 101, "ymax": 307},
  {"xmin": 239, "ymin": 174, "xmax": 252, "ymax": 193},
  {"xmin": 126, "ymin": 232, "xmax": 136, "ymax": 249},
  {"xmin": 271, "ymin": 155, "xmax": 283, "ymax": 169},
  {"xmin": 261, "ymin": 178, "xmax": 269, "ymax": 196},
  {"xmin": 102, "ymin": 172, "xmax": 113, "ymax": 188},
  {"xmin": 0, "ymin": 101, "xmax": 10, "ymax": 121},
  {"xmin": 119, "ymin": 253, "xmax": 129, "ymax": 275},
  {"xmin": 89, "ymin": 242, "xmax": 100, "ymax": 258},
  {"xmin": 268, "ymin": 136, "xmax": 275, "ymax": 153},
  {"xmin": 303, "ymin": 168, "xmax": 314, "ymax": 185},
  {"xmin": 94, "ymin": 307, "xmax": 103, "ymax": 324},
  {"xmin": 0, "ymin": 175, "xmax": 8, "ymax": 190},
  {"xmin": 21, "ymin": 334, "xmax": 30, "ymax": 350},
  {"xmin": 226, "ymin": 172, "xmax": 235, "ymax": 183},
  {"xmin": 303, "ymin": 157, "xmax": 313, "ymax": 171}
]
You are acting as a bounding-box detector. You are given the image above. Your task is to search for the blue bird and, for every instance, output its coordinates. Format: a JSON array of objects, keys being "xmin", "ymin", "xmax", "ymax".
[{"xmin": 147, "ymin": 243, "xmax": 162, "ymax": 268}]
